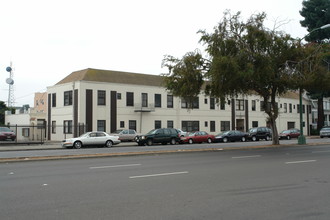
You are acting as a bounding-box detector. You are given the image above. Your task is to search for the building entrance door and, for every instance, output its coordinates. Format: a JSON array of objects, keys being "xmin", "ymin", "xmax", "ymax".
[{"xmin": 236, "ymin": 119, "xmax": 244, "ymax": 131}]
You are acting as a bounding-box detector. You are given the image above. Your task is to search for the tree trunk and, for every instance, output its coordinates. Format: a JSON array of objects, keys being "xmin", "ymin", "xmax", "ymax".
[
  {"xmin": 270, "ymin": 116, "xmax": 279, "ymax": 145},
  {"xmin": 317, "ymin": 97, "xmax": 324, "ymax": 131}
]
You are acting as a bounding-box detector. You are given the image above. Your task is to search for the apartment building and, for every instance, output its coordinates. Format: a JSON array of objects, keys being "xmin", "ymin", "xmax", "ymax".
[{"xmin": 46, "ymin": 68, "xmax": 312, "ymax": 141}]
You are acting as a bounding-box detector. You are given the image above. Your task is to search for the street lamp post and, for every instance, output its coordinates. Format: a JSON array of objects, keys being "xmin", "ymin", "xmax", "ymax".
[{"xmin": 298, "ymin": 23, "xmax": 330, "ymax": 145}]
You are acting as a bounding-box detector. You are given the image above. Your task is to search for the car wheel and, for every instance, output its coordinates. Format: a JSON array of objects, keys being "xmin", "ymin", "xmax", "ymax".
[
  {"xmin": 188, "ymin": 139, "xmax": 193, "ymax": 144},
  {"xmin": 73, "ymin": 141, "xmax": 82, "ymax": 149},
  {"xmin": 241, "ymin": 136, "xmax": 246, "ymax": 142},
  {"xmin": 170, "ymin": 138, "xmax": 176, "ymax": 145},
  {"xmin": 252, "ymin": 136, "xmax": 257, "ymax": 141},
  {"xmin": 105, "ymin": 140, "xmax": 113, "ymax": 148},
  {"xmin": 287, "ymin": 136, "xmax": 291, "ymax": 140},
  {"xmin": 266, "ymin": 135, "xmax": 270, "ymax": 141},
  {"xmin": 223, "ymin": 137, "xmax": 228, "ymax": 143},
  {"xmin": 146, "ymin": 139, "xmax": 153, "ymax": 146},
  {"xmin": 207, "ymin": 138, "xmax": 212, "ymax": 143}
]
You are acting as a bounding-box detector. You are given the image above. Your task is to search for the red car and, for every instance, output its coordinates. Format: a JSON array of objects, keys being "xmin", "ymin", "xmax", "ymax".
[
  {"xmin": 279, "ymin": 129, "xmax": 300, "ymax": 140},
  {"xmin": 180, "ymin": 131, "xmax": 215, "ymax": 144},
  {"xmin": 0, "ymin": 127, "xmax": 16, "ymax": 141}
]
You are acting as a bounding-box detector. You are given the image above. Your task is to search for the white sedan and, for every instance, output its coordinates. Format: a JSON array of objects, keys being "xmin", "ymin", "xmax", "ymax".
[{"xmin": 61, "ymin": 131, "xmax": 121, "ymax": 149}]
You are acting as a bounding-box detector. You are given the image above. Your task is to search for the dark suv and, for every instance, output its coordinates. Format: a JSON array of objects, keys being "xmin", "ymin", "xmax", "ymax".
[
  {"xmin": 135, "ymin": 128, "xmax": 180, "ymax": 146},
  {"xmin": 248, "ymin": 127, "xmax": 272, "ymax": 141}
]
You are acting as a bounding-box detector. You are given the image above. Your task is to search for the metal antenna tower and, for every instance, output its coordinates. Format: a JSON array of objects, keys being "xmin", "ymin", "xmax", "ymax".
[{"xmin": 6, "ymin": 62, "xmax": 15, "ymax": 107}]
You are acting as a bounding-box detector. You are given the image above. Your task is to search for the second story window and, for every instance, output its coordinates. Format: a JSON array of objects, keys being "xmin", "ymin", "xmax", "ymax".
[
  {"xmin": 52, "ymin": 93, "xmax": 56, "ymax": 107},
  {"xmin": 236, "ymin": 99, "xmax": 244, "ymax": 111},
  {"xmin": 210, "ymin": 98, "xmax": 215, "ymax": 110},
  {"xmin": 155, "ymin": 94, "xmax": 162, "ymax": 108},
  {"xmin": 98, "ymin": 90, "xmax": 106, "ymax": 105},
  {"xmin": 167, "ymin": 95, "xmax": 173, "ymax": 108},
  {"xmin": 142, "ymin": 93, "xmax": 148, "ymax": 107},
  {"xmin": 126, "ymin": 92, "xmax": 134, "ymax": 106},
  {"xmin": 64, "ymin": 91, "xmax": 73, "ymax": 106}
]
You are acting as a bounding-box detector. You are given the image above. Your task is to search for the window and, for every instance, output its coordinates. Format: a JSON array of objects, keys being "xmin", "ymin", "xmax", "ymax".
[
  {"xmin": 284, "ymin": 103, "xmax": 287, "ymax": 113},
  {"xmin": 252, "ymin": 100, "xmax": 256, "ymax": 111},
  {"xmin": 287, "ymin": 122, "xmax": 295, "ymax": 129},
  {"xmin": 126, "ymin": 92, "xmax": 134, "ymax": 106},
  {"xmin": 182, "ymin": 121, "xmax": 199, "ymax": 132},
  {"xmin": 52, "ymin": 121, "xmax": 56, "ymax": 134},
  {"xmin": 120, "ymin": 121, "xmax": 125, "ymax": 128},
  {"xmin": 252, "ymin": 121, "xmax": 258, "ymax": 128},
  {"xmin": 210, "ymin": 98, "xmax": 215, "ymax": 110},
  {"xmin": 221, "ymin": 121, "xmax": 230, "ymax": 131},
  {"xmin": 167, "ymin": 120, "xmax": 173, "ymax": 128},
  {"xmin": 297, "ymin": 104, "xmax": 305, "ymax": 113},
  {"xmin": 97, "ymin": 120, "xmax": 106, "ymax": 132},
  {"xmin": 220, "ymin": 100, "xmax": 225, "ymax": 110},
  {"xmin": 98, "ymin": 90, "xmax": 106, "ymax": 105},
  {"xmin": 289, "ymin": 104, "xmax": 292, "ymax": 113},
  {"xmin": 64, "ymin": 91, "xmax": 73, "ymax": 106},
  {"xmin": 142, "ymin": 93, "xmax": 148, "ymax": 107},
  {"xmin": 117, "ymin": 93, "xmax": 122, "ymax": 100},
  {"xmin": 204, "ymin": 99, "xmax": 208, "ymax": 104},
  {"xmin": 64, "ymin": 120, "xmax": 73, "ymax": 134},
  {"xmin": 155, "ymin": 120, "xmax": 162, "ymax": 129},
  {"xmin": 210, "ymin": 121, "xmax": 215, "ymax": 132},
  {"xmin": 22, "ymin": 128, "xmax": 30, "ymax": 137},
  {"xmin": 205, "ymin": 121, "xmax": 208, "ymax": 127},
  {"xmin": 236, "ymin": 99, "xmax": 244, "ymax": 111},
  {"xmin": 181, "ymin": 97, "xmax": 199, "ymax": 109},
  {"xmin": 52, "ymin": 93, "xmax": 56, "ymax": 107},
  {"xmin": 167, "ymin": 95, "xmax": 173, "ymax": 108},
  {"xmin": 129, "ymin": 120, "xmax": 136, "ymax": 131},
  {"xmin": 155, "ymin": 94, "xmax": 162, "ymax": 107}
]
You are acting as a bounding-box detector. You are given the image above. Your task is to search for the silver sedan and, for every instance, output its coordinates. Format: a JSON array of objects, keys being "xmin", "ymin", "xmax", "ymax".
[{"xmin": 61, "ymin": 131, "xmax": 121, "ymax": 149}]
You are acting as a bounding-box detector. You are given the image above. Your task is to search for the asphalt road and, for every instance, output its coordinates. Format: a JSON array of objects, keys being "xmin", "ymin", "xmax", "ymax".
[{"xmin": 1, "ymin": 144, "xmax": 330, "ymax": 220}]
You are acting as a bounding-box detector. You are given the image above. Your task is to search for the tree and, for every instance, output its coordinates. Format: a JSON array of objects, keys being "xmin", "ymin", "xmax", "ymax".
[
  {"xmin": 0, "ymin": 101, "xmax": 8, "ymax": 125},
  {"xmin": 300, "ymin": 0, "xmax": 330, "ymax": 131},
  {"xmin": 162, "ymin": 11, "xmax": 303, "ymax": 145}
]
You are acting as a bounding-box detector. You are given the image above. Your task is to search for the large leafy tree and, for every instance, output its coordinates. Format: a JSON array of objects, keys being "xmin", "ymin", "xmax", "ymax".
[
  {"xmin": 300, "ymin": 0, "xmax": 330, "ymax": 131},
  {"xmin": 162, "ymin": 11, "xmax": 303, "ymax": 145}
]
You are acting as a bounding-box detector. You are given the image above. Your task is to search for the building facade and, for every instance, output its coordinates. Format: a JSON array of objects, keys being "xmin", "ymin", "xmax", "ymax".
[{"xmin": 46, "ymin": 68, "xmax": 312, "ymax": 141}]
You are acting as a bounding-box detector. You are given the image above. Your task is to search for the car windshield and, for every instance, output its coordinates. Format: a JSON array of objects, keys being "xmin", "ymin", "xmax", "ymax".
[
  {"xmin": 217, "ymin": 131, "xmax": 230, "ymax": 136},
  {"xmin": 321, "ymin": 127, "xmax": 330, "ymax": 131},
  {"xmin": 147, "ymin": 129, "xmax": 157, "ymax": 134},
  {"xmin": 249, "ymin": 128, "xmax": 257, "ymax": 133},
  {"xmin": 188, "ymin": 132, "xmax": 197, "ymax": 136},
  {"xmin": 281, "ymin": 130, "xmax": 290, "ymax": 134},
  {"xmin": 79, "ymin": 133, "xmax": 91, "ymax": 138},
  {"xmin": 0, "ymin": 127, "xmax": 12, "ymax": 132},
  {"xmin": 113, "ymin": 130, "xmax": 123, "ymax": 134}
]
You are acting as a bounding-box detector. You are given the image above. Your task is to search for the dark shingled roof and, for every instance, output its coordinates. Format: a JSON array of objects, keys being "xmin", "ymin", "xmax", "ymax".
[{"xmin": 55, "ymin": 68, "xmax": 164, "ymax": 87}]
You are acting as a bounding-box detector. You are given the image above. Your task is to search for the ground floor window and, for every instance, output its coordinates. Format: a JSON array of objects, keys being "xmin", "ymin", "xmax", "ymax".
[
  {"xmin": 129, "ymin": 120, "xmax": 136, "ymax": 131},
  {"xmin": 221, "ymin": 121, "xmax": 230, "ymax": 131},
  {"xmin": 97, "ymin": 120, "xmax": 106, "ymax": 132},
  {"xmin": 167, "ymin": 120, "xmax": 173, "ymax": 128},
  {"xmin": 155, "ymin": 120, "xmax": 162, "ymax": 129},
  {"xmin": 64, "ymin": 120, "xmax": 73, "ymax": 134},
  {"xmin": 210, "ymin": 121, "xmax": 215, "ymax": 132},
  {"xmin": 287, "ymin": 122, "xmax": 295, "ymax": 129},
  {"xmin": 52, "ymin": 121, "xmax": 56, "ymax": 134},
  {"xmin": 182, "ymin": 121, "xmax": 199, "ymax": 132},
  {"xmin": 252, "ymin": 121, "xmax": 258, "ymax": 128}
]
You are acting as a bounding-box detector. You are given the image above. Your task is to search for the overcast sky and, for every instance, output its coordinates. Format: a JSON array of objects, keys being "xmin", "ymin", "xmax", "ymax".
[{"xmin": 0, "ymin": 0, "xmax": 308, "ymax": 106}]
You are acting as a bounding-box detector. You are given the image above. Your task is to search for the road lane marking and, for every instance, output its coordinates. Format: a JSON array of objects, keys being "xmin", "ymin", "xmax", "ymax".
[
  {"xmin": 129, "ymin": 171, "xmax": 189, "ymax": 179},
  {"xmin": 285, "ymin": 160, "xmax": 316, "ymax": 164},
  {"xmin": 312, "ymin": 150, "xmax": 330, "ymax": 153},
  {"xmin": 89, "ymin": 164, "xmax": 141, "ymax": 169},
  {"xmin": 232, "ymin": 155, "xmax": 261, "ymax": 159}
]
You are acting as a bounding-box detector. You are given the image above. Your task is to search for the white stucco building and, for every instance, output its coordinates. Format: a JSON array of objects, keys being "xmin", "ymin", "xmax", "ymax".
[{"xmin": 45, "ymin": 68, "xmax": 312, "ymax": 141}]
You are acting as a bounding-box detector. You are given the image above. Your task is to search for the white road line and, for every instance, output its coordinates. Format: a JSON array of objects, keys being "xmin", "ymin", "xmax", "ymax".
[
  {"xmin": 312, "ymin": 150, "xmax": 330, "ymax": 153},
  {"xmin": 285, "ymin": 160, "xmax": 316, "ymax": 164},
  {"xmin": 232, "ymin": 155, "xmax": 261, "ymax": 159},
  {"xmin": 129, "ymin": 171, "xmax": 189, "ymax": 179},
  {"xmin": 89, "ymin": 164, "xmax": 141, "ymax": 169}
]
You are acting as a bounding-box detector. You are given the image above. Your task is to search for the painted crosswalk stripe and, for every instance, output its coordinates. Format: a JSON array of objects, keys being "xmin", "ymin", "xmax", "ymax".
[{"xmin": 285, "ymin": 160, "xmax": 316, "ymax": 164}]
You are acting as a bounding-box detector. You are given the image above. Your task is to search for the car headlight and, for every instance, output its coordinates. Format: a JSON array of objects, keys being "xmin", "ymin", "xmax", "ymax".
[{"xmin": 141, "ymin": 136, "xmax": 146, "ymax": 140}]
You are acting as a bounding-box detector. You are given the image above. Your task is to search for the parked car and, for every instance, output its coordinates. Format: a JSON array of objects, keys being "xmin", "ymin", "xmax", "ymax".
[
  {"xmin": 176, "ymin": 129, "xmax": 188, "ymax": 137},
  {"xmin": 61, "ymin": 131, "xmax": 121, "ymax": 149},
  {"xmin": 180, "ymin": 131, "xmax": 215, "ymax": 144},
  {"xmin": 110, "ymin": 129, "xmax": 138, "ymax": 142},
  {"xmin": 247, "ymin": 127, "xmax": 272, "ymax": 141},
  {"xmin": 320, "ymin": 126, "xmax": 330, "ymax": 138},
  {"xmin": 0, "ymin": 127, "xmax": 16, "ymax": 141},
  {"xmin": 279, "ymin": 129, "xmax": 300, "ymax": 140},
  {"xmin": 214, "ymin": 130, "xmax": 248, "ymax": 143},
  {"xmin": 135, "ymin": 128, "xmax": 180, "ymax": 146}
]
